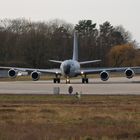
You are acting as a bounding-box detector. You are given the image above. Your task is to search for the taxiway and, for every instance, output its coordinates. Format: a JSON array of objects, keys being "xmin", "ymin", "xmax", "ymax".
[{"xmin": 0, "ymin": 77, "xmax": 140, "ymax": 95}]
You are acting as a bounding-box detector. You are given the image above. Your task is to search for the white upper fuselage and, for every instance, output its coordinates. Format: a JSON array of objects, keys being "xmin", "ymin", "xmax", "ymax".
[{"xmin": 60, "ymin": 60, "xmax": 80, "ymax": 77}]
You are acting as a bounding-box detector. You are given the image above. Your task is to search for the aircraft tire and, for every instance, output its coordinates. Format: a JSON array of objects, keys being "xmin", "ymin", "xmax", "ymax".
[
  {"xmin": 54, "ymin": 78, "xmax": 60, "ymax": 83},
  {"xmin": 82, "ymin": 78, "xmax": 88, "ymax": 84},
  {"xmin": 57, "ymin": 78, "xmax": 60, "ymax": 83},
  {"xmin": 53, "ymin": 78, "xmax": 56, "ymax": 83}
]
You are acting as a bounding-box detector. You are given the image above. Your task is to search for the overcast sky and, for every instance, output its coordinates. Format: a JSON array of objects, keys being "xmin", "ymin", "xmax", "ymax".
[{"xmin": 0, "ymin": 0, "xmax": 140, "ymax": 44}]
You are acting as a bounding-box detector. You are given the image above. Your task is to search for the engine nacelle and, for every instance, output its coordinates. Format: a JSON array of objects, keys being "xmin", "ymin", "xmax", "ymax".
[
  {"xmin": 125, "ymin": 68, "xmax": 134, "ymax": 79},
  {"xmin": 31, "ymin": 71, "xmax": 40, "ymax": 81},
  {"xmin": 8, "ymin": 69, "xmax": 18, "ymax": 78},
  {"xmin": 100, "ymin": 71, "xmax": 109, "ymax": 81}
]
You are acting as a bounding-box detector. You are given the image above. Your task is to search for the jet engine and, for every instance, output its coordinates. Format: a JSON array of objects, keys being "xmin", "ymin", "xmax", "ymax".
[
  {"xmin": 31, "ymin": 71, "xmax": 40, "ymax": 81},
  {"xmin": 100, "ymin": 71, "xmax": 109, "ymax": 81},
  {"xmin": 8, "ymin": 69, "xmax": 18, "ymax": 78},
  {"xmin": 125, "ymin": 68, "xmax": 134, "ymax": 79}
]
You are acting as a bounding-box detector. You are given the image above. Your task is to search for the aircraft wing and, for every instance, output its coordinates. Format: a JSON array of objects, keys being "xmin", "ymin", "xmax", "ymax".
[
  {"xmin": 0, "ymin": 67, "xmax": 62, "ymax": 75},
  {"xmin": 77, "ymin": 67, "xmax": 140, "ymax": 75}
]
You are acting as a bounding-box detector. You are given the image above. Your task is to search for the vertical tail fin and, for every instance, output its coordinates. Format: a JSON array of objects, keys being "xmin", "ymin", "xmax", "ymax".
[{"xmin": 72, "ymin": 31, "xmax": 78, "ymax": 61}]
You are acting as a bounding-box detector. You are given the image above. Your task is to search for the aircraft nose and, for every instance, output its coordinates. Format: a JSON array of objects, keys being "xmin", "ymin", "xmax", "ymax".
[{"xmin": 64, "ymin": 64, "xmax": 71, "ymax": 75}]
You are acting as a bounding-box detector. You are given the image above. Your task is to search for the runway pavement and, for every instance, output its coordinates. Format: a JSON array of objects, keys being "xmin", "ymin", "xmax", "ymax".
[{"xmin": 0, "ymin": 77, "xmax": 140, "ymax": 95}]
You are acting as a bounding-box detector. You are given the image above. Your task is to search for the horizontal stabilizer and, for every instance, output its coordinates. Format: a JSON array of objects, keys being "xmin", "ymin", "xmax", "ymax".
[
  {"xmin": 79, "ymin": 60, "xmax": 101, "ymax": 65},
  {"xmin": 49, "ymin": 60, "xmax": 63, "ymax": 64}
]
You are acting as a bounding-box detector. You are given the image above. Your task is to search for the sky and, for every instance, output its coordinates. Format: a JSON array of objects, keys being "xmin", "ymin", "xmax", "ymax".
[{"xmin": 0, "ymin": 0, "xmax": 140, "ymax": 44}]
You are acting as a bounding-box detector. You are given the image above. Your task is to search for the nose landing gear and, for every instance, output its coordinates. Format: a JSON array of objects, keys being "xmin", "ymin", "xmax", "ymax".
[{"xmin": 66, "ymin": 78, "xmax": 70, "ymax": 84}]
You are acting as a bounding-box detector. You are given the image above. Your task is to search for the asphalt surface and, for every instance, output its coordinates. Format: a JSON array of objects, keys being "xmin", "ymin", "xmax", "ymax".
[{"xmin": 0, "ymin": 77, "xmax": 140, "ymax": 95}]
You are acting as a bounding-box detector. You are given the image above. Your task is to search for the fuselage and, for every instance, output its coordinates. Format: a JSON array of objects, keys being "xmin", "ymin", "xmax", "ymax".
[{"xmin": 60, "ymin": 60, "xmax": 80, "ymax": 77}]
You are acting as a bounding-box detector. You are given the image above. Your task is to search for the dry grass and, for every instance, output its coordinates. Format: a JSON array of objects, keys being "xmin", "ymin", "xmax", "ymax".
[{"xmin": 0, "ymin": 95, "xmax": 140, "ymax": 140}]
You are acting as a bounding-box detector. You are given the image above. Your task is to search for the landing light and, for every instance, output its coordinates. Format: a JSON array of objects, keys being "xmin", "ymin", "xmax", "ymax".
[{"xmin": 81, "ymin": 71, "xmax": 84, "ymax": 75}]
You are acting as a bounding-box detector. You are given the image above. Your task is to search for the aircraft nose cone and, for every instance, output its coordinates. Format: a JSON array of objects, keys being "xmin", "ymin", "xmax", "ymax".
[{"xmin": 64, "ymin": 64, "xmax": 71, "ymax": 75}]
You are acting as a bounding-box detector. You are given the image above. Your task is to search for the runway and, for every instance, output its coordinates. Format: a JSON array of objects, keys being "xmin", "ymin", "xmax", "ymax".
[{"xmin": 0, "ymin": 77, "xmax": 140, "ymax": 95}]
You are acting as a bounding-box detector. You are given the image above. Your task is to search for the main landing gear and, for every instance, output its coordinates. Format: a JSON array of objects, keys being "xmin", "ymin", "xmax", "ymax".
[
  {"xmin": 53, "ymin": 74, "xmax": 60, "ymax": 83},
  {"xmin": 53, "ymin": 78, "xmax": 60, "ymax": 83},
  {"xmin": 53, "ymin": 75, "xmax": 70, "ymax": 84},
  {"xmin": 82, "ymin": 74, "xmax": 89, "ymax": 83}
]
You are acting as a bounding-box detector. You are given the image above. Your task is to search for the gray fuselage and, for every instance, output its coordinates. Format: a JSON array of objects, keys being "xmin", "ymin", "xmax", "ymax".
[{"xmin": 60, "ymin": 60, "xmax": 80, "ymax": 77}]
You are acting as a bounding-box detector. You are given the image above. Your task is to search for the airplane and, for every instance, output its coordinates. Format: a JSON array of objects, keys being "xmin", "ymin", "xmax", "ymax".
[{"xmin": 0, "ymin": 32, "xmax": 140, "ymax": 84}]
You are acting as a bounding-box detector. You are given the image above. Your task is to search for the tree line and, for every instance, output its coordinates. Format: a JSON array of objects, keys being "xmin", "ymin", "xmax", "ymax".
[{"xmin": 0, "ymin": 18, "xmax": 139, "ymax": 68}]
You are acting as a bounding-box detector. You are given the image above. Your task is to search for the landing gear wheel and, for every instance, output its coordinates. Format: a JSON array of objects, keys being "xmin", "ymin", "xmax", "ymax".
[
  {"xmin": 53, "ymin": 78, "xmax": 60, "ymax": 83},
  {"xmin": 82, "ymin": 78, "xmax": 88, "ymax": 83},
  {"xmin": 66, "ymin": 79, "xmax": 70, "ymax": 84},
  {"xmin": 82, "ymin": 74, "xmax": 89, "ymax": 84}
]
